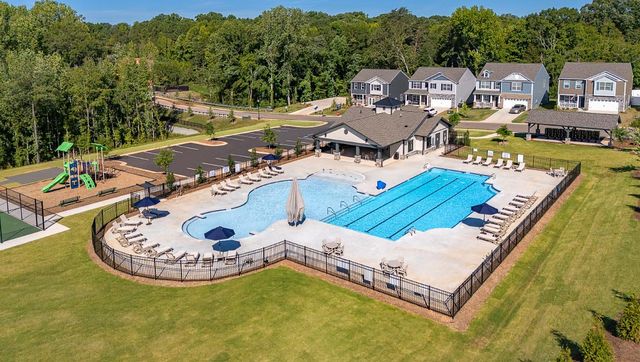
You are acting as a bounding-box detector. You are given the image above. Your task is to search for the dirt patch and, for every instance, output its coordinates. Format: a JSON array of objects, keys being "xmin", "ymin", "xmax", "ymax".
[{"xmin": 606, "ymin": 331, "xmax": 640, "ymax": 362}]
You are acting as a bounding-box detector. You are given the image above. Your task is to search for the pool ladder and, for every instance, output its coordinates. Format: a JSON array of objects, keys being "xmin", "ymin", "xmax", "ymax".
[
  {"xmin": 353, "ymin": 195, "xmax": 363, "ymax": 205},
  {"xmin": 327, "ymin": 207, "xmax": 337, "ymax": 217},
  {"xmin": 490, "ymin": 173, "xmax": 496, "ymax": 180},
  {"xmin": 340, "ymin": 200, "xmax": 350, "ymax": 210},
  {"xmin": 404, "ymin": 227, "xmax": 417, "ymax": 236}
]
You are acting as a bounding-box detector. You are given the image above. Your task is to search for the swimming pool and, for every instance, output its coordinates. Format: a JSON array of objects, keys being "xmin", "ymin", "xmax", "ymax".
[
  {"xmin": 324, "ymin": 168, "xmax": 497, "ymax": 240},
  {"xmin": 183, "ymin": 168, "xmax": 497, "ymax": 241}
]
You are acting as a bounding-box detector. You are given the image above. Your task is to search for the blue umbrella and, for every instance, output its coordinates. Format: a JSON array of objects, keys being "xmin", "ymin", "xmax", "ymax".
[
  {"xmin": 261, "ymin": 154, "xmax": 281, "ymax": 161},
  {"xmin": 133, "ymin": 196, "xmax": 160, "ymax": 209},
  {"xmin": 212, "ymin": 239, "xmax": 241, "ymax": 252},
  {"xmin": 471, "ymin": 203, "xmax": 499, "ymax": 222},
  {"xmin": 204, "ymin": 226, "xmax": 236, "ymax": 240},
  {"xmin": 376, "ymin": 180, "xmax": 386, "ymax": 190}
]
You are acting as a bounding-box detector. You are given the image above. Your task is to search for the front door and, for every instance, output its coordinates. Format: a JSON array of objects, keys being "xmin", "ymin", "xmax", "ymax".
[
  {"xmin": 426, "ymin": 136, "xmax": 432, "ymax": 148},
  {"xmin": 435, "ymin": 133, "xmax": 441, "ymax": 148}
]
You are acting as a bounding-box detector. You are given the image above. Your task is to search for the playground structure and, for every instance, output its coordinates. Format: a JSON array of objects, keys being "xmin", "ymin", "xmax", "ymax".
[{"xmin": 42, "ymin": 142, "xmax": 108, "ymax": 193}]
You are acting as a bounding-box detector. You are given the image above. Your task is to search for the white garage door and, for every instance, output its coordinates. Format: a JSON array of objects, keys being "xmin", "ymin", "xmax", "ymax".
[
  {"xmin": 588, "ymin": 100, "xmax": 619, "ymax": 113},
  {"xmin": 430, "ymin": 98, "xmax": 452, "ymax": 108},
  {"xmin": 502, "ymin": 98, "xmax": 528, "ymax": 110}
]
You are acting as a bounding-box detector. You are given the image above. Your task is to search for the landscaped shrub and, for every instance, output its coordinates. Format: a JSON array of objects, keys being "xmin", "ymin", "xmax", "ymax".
[
  {"xmin": 165, "ymin": 172, "xmax": 175, "ymax": 191},
  {"xmin": 463, "ymin": 130, "xmax": 471, "ymax": 146},
  {"xmin": 580, "ymin": 317, "xmax": 614, "ymax": 362},
  {"xmin": 630, "ymin": 118, "xmax": 640, "ymax": 128},
  {"xmin": 617, "ymin": 294, "xmax": 640, "ymax": 343},
  {"xmin": 555, "ymin": 347, "xmax": 573, "ymax": 362}
]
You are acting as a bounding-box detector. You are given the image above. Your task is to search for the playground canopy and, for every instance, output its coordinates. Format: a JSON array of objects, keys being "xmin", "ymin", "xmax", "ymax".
[{"xmin": 55, "ymin": 142, "xmax": 74, "ymax": 153}]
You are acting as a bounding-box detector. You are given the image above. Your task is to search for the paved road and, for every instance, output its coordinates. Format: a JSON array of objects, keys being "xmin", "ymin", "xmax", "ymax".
[
  {"xmin": 154, "ymin": 95, "xmax": 341, "ymax": 122},
  {"xmin": 118, "ymin": 124, "xmax": 332, "ymax": 177},
  {"xmin": 291, "ymin": 97, "xmax": 347, "ymax": 115}
]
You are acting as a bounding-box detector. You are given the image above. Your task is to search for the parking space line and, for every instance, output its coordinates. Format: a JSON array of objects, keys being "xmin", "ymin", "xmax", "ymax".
[
  {"xmin": 233, "ymin": 134, "xmax": 258, "ymax": 139},
  {"xmin": 127, "ymin": 155, "xmax": 148, "ymax": 161},
  {"xmin": 230, "ymin": 154, "xmax": 251, "ymax": 159},
  {"xmin": 168, "ymin": 149, "xmax": 183, "ymax": 154},
  {"xmin": 142, "ymin": 151, "xmax": 158, "ymax": 156},
  {"xmin": 203, "ymin": 162, "xmax": 223, "ymax": 167},
  {"xmin": 215, "ymin": 158, "xmax": 228, "ymax": 162},
  {"xmin": 224, "ymin": 137, "xmax": 245, "ymax": 141},
  {"xmin": 175, "ymin": 144, "xmax": 200, "ymax": 151}
]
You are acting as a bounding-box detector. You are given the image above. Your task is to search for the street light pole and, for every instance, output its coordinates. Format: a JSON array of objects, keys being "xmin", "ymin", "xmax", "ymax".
[{"xmin": 257, "ymin": 99, "xmax": 261, "ymax": 120}]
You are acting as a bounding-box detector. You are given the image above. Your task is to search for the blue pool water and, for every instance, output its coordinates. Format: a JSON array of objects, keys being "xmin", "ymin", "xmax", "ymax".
[
  {"xmin": 183, "ymin": 168, "xmax": 497, "ymax": 241},
  {"xmin": 325, "ymin": 168, "xmax": 497, "ymax": 240}
]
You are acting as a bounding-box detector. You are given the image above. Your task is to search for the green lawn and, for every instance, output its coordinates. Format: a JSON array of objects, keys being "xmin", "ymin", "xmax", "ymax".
[
  {"xmin": 512, "ymin": 111, "xmax": 529, "ymax": 123},
  {"xmin": 460, "ymin": 108, "xmax": 497, "ymax": 121},
  {"xmin": 273, "ymin": 103, "xmax": 310, "ymax": 113},
  {"xmin": 0, "ymin": 212, "xmax": 40, "ymax": 242},
  {"xmin": 0, "ymin": 138, "xmax": 638, "ymax": 360},
  {"xmin": 455, "ymin": 128, "xmax": 495, "ymax": 138}
]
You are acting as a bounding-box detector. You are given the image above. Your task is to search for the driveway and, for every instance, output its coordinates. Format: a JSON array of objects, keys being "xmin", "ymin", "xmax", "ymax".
[
  {"xmin": 291, "ymin": 97, "xmax": 347, "ymax": 115},
  {"xmin": 480, "ymin": 108, "xmax": 521, "ymax": 123}
]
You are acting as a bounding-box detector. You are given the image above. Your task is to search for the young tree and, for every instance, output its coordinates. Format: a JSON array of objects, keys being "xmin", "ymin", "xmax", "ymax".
[
  {"xmin": 463, "ymin": 130, "xmax": 471, "ymax": 146},
  {"xmin": 274, "ymin": 144, "xmax": 283, "ymax": 158},
  {"xmin": 204, "ymin": 122, "xmax": 215, "ymax": 140},
  {"xmin": 448, "ymin": 112, "xmax": 461, "ymax": 126},
  {"xmin": 261, "ymin": 124, "xmax": 277, "ymax": 149},
  {"xmin": 227, "ymin": 109, "xmax": 236, "ymax": 124},
  {"xmin": 154, "ymin": 148, "xmax": 175, "ymax": 173},
  {"xmin": 250, "ymin": 148, "xmax": 259, "ymax": 167},
  {"xmin": 612, "ymin": 127, "xmax": 628, "ymax": 144},
  {"xmin": 294, "ymin": 139, "xmax": 303, "ymax": 157},
  {"xmin": 580, "ymin": 317, "xmax": 614, "ymax": 362},
  {"xmin": 617, "ymin": 294, "xmax": 640, "ymax": 343},
  {"xmin": 165, "ymin": 171, "xmax": 176, "ymax": 191},
  {"xmin": 227, "ymin": 155, "xmax": 236, "ymax": 174},
  {"xmin": 496, "ymin": 124, "xmax": 513, "ymax": 144},
  {"xmin": 195, "ymin": 165, "xmax": 205, "ymax": 184}
]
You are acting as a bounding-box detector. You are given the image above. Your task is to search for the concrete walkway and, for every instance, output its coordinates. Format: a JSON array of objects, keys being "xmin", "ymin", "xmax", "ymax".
[{"xmin": 291, "ymin": 97, "xmax": 347, "ymax": 115}]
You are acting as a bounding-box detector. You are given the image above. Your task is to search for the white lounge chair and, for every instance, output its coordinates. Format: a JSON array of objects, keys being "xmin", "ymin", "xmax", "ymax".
[
  {"xmin": 264, "ymin": 167, "xmax": 278, "ymax": 176},
  {"xmin": 482, "ymin": 157, "xmax": 493, "ymax": 166},
  {"xmin": 502, "ymin": 160, "xmax": 513, "ymax": 169},
  {"xmin": 248, "ymin": 173, "xmax": 262, "ymax": 182},
  {"xmin": 184, "ymin": 252, "xmax": 200, "ymax": 266},
  {"xmin": 481, "ymin": 225, "xmax": 501, "ymax": 234},
  {"xmin": 259, "ymin": 169, "xmax": 272, "ymax": 179},
  {"xmin": 239, "ymin": 175, "xmax": 253, "ymax": 185},
  {"xmin": 211, "ymin": 185, "xmax": 227, "ymax": 196},
  {"xmin": 219, "ymin": 183, "xmax": 235, "ymax": 192},
  {"xmin": 493, "ymin": 159, "xmax": 504, "ymax": 168},
  {"xmin": 147, "ymin": 246, "xmax": 173, "ymax": 258},
  {"xmin": 124, "ymin": 232, "xmax": 142, "ymax": 240},
  {"xmin": 477, "ymin": 233, "xmax": 499, "ymax": 243},
  {"xmin": 225, "ymin": 180, "xmax": 241, "ymax": 189},
  {"xmin": 164, "ymin": 250, "xmax": 186, "ymax": 264},
  {"xmin": 492, "ymin": 214, "xmax": 510, "ymax": 221},
  {"xmin": 269, "ymin": 165, "xmax": 284, "ymax": 174},
  {"xmin": 509, "ymin": 200, "xmax": 526, "ymax": 208},
  {"xmin": 515, "ymin": 162, "xmax": 526, "ymax": 172},
  {"xmin": 462, "ymin": 154, "xmax": 473, "ymax": 163},
  {"xmin": 118, "ymin": 215, "xmax": 142, "ymax": 227},
  {"xmin": 127, "ymin": 236, "xmax": 147, "ymax": 244},
  {"xmin": 513, "ymin": 196, "xmax": 529, "ymax": 203},
  {"xmin": 472, "ymin": 156, "xmax": 483, "ymax": 165},
  {"xmin": 224, "ymin": 252, "xmax": 237, "ymax": 265},
  {"xmin": 133, "ymin": 242, "xmax": 159, "ymax": 254},
  {"xmin": 201, "ymin": 253, "xmax": 214, "ymax": 267},
  {"xmin": 114, "ymin": 225, "xmax": 136, "ymax": 234}
]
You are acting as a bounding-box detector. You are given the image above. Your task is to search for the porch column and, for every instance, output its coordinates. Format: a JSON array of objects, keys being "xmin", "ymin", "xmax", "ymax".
[
  {"xmin": 334, "ymin": 143, "xmax": 340, "ymax": 160},
  {"xmin": 422, "ymin": 136, "xmax": 426, "ymax": 154},
  {"xmin": 376, "ymin": 148, "xmax": 383, "ymax": 167},
  {"xmin": 355, "ymin": 146, "xmax": 360, "ymax": 156},
  {"xmin": 354, "ymin": 146, "xmax": 361, "ymax": 163},
  {"xmin": 564, "ymin": 128, "xmax": 571, "ymax": 144}
]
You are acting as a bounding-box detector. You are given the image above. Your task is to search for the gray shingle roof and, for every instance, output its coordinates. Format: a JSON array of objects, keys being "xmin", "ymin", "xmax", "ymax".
[
  {"xmin": 319, "ymin": 107, "xmax": 442, "ymax": 147},
  {"xmin": 409, "ymin": 67, "xmax": 469, "ymax": 83},
  {"xmin": 527, "ymin": 109, "xmax": 620, "ymax": 130},
  {"xmin": 559, "ymin": 62, "xmax": 632, "ymax": 81},
  {"xmin": 373, "ymin": 97, "xmax": 403, "ymax": 108},
  {"xmin": 351, "ymin": 69, "xmax": 406, "ymax": 83},
  {"xmin": 415, "ymin": 116, "xmax": 451, "ymax": 137},
  {"xmin": 477, "ymin": 63, "xmax": 544, "ymax": 81}
]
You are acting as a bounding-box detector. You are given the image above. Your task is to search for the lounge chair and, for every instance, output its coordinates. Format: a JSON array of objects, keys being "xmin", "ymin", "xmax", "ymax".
[
  {"xmin": 509, "ymin": 200, "xmax": 526, "ymax": 208},
  {"xmin": 477, "ymin": 233, "xmax": 499, "ymax": 243},
  {"xmin": 127, "ymin": 236, "xmax": 147, "ymax": 245},
  {"xmin": 472, "ymin": 156, "xmax": 483, "ymax": 165},
  {"xmin": 259, "ymin": 169, "xmax": 272, "ymax": 179},
  {"xmin": 113, "ymin": 225, "xmax": 136, "ymax": 234},
  {"xmin": 513, "ymin": 196, "xmax": 529, "ymax": 203},
  {"xmin": 211, "ymin": 185, "xmax": 227, "ymax": 196},
  {"xmin": 517, "ymin": 193, "xmax": 536, "ymax": 200},
  {"xmin": 264, "ymin": 167, "xmax": 278, "ymax": 176},
  {"xmin": 124, "ymin": 232, "xmax": 142, "ymax": 240},
  {"xmin": 493, "ymin": 159, "xmax": 504, "ymax": 168},
  {"xmin": 269, "ymin": 165, "xmax": 284, "ymax": 174},
  {"xmin": 184, "ymin": 252, "xmax": 200, "ymax": 266},
  {"xmin": 515, "ymin": 162, "xmax": 526, "ymax": 172},
  {"xmin": 118, "ymin": 215, "xmax": 142, "ymax": 227},
  {"xmin": 225, "ymin": 180, "xmax": 241, "ymax": 189},
  {"xmin": 239, "ymin": 175, "xmax": 253, "ymax": 185},
  {"xmin": 133, "ymin": 242, "xmax": 159, "ymax": 254},
  {"xmin": 481, "ymin": 225, "xmax": 501, "ymax": 234},
  {"xmin": 502, "ymin": 160, "xmax": 513, "ymax": 169},
  {"xmin": 164, "ymin": 250, "xmax": 186, "ymax": 264},
  {"xmin": 116, "ymin": 236, "xmax": 130, "ymax": 248},
  {"xmin": 462, "ymin": 154, "xmax": 473, "ymax": 163},
  {"xmin": 224, "ymin": 252, "xmax": 237, "ymax": 265},
  {"xmin": 248, "ymin": 173, "xmax": 262, "ymax": 182},
  {"xmin": 492, "ymin": 214, "xmax": 510, "ymax": 222},
  {"xmin": 482, "ymin": 157, "xmax": 493, "ymax": 166},
  {"xmin": 147, "ymin": 246, "xmax": 173, "ymax": 258},
  {"xmin": 504, "ymin": 206, "xmax": 519, "ymax": 213},
  {"xmin": 219, "ymin": 182, "xmax": 235, "ymax": 192},
  {"xmin": 201, "ymin": 253, "xmax": 214, "ymax": 268},
  {"xmin": 489, "ymin": 217, "xmax": 507, "ymax": 226},
  {"xmin": 500, "ymin": 209, "xmax": 516, "ymax": 216}
]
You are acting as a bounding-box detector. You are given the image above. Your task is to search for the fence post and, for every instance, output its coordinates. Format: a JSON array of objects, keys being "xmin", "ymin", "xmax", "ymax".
[
  {"xmin": 180, "ymin": 261, "xmax": 183, "ymax": 281},
  {"xmin": 262, "ymin": 247, "xmax": 265, "ymax": 266},
  {"xmin": 304, "ymin": 246, "xmax": 307, "ymax": 265},
  {"xmin": 153, "ymin": 258, "xmax": 157, "ymax": 279},
  {"xmin": 19, "ymin": 194, "xmax": 23, "ymax": 220},
  {"xmin": 428, "ymin": 286, "xmax": 431, "ymax": 309},
  {"xmin": 111, "ymin": 246, "xmax": 116, "ymax": 268},
  {"xmin": 348, "ymin": 260, "xmax": 351, "ymax": 281},
  {"xmin": 130, "ymin": 254, "xmax": 134, "ymax": 275},
  {"xmin": 372, "ymin": 269, "xmax": 376, "ymax": 290}
]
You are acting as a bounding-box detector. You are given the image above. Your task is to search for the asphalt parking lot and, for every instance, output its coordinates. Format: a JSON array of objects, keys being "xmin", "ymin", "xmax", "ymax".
[{"xmin": 117, "ymin": 124, "xmax": 332, "ymax": 177}]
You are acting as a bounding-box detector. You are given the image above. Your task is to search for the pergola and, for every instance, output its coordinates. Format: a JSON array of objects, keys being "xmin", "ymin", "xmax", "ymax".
[{"xmin": 526, "ymin": 109, "xmax": 620, "ymax": 146}]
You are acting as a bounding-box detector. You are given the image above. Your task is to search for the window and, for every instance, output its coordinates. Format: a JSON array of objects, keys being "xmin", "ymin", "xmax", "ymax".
[
  {"xmin": 430, "ymin": 83, "xmax": 437, "ymax": 89},
  {"xmin": 596, "ymin": 81, "xmax": 613, "ymax": 91},
  {"xmin": 563, "ymin": 80, "xmax": 570, "ymax": 89},
  {"xmin": 407, "ymin": 139, "xmax": 414, "ymax": 152},
  {"xmin": 371, "ymin": 84, "xmax": 381, "ymax": 92},
  {"xmin": 360, "ymin": 83, "xmax": 365, "ymax": 90},
  {"xmin": 440, "ymin": 83, "xmax": 453, "ymax": 91},
  {"xmin": 482, "ymin": 70, "xmax": 491, "ymax": 78},
  {"xmin": 410, "ymin": 81, "xmax": 422, "ymax": 89},
  {"xmin": 511, "ymin": 82, "xmax": 522, "ymax": 91},
  {"xmin": 479, "ymin": 81, "xmax": 492, "ymax": 89},
  {"xmin": 575, "ymin": 81, "xmax": 582, "ymax": 89}
]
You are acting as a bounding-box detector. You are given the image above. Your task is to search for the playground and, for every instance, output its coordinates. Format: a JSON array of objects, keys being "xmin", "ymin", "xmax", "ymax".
[{"xmin": 11, "ymin": 142, "xmax": 156, "ymax": 210}]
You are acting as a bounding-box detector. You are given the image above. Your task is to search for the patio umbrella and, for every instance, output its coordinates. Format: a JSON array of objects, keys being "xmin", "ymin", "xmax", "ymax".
[
  {"xmin": 471, "ymin": 203, "xmax": 499, "ymax": 222},
  {"xmin": 204, "ymin": 226, "xmax": 236, "ymax": 241},
  {"xmin": 261, "ymin": 154, "xmax": 281, "ymax": 161},
  {"xmin": 133, "ymin": 196, "xmax": 160, "ymax": 209},
  {"xmin": 211, "ymin": 239, "xmax": 241, "ymax": 252},
  {"xmin": 286, "ymin": 177, "xmax": 305, "ymax": 226}
]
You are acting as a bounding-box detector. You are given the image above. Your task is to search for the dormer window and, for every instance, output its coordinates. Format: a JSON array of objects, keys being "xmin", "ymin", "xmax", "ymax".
[{"xmin": 482, "ymin": 70, "xmax": 491, "ymax": 78}]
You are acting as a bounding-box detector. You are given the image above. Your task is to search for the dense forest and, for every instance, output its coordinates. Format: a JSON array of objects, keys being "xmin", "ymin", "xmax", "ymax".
[{"xmin": 0, "ymin": 0, "xmax": 639, "ymax": 168}]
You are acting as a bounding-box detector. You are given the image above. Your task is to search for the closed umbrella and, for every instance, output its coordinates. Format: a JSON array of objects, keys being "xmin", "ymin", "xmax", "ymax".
[
  {"xmin": 286, "ymin": 177, "xmax": 305, "ymax": 226},
  {"xmin": 471, "ymin": 203, "xmax": 499, "ymax": 222}
]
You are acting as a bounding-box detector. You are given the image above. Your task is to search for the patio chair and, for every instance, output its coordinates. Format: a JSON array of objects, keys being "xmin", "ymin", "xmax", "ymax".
[
  {"xmin": 557, "ymin": 167, "xmax": 566, "ymax": 177},
  {"xmin": 380, "ymin": 257, "xmax": 388, "ymax": 271},
  {"xmin": 398, "ymin": 263, "xmax": 408, "ymax": 277},
  {"xmin": 184, "ymin": 252, "xmax": 200, "ymax": 266},
  {"xmin": 248, "ymin": 173, "xmax": 262, "ymax": 182},
  {"xmin": 211, "ymin": 185, "xmax": 227, "ymax": 196},
  {"xmin": 164, "ymin": 250, "xmax": 186, "ymax": 264},
  {"xmin": 462, "ymin": 154, "xmax": 473, "ymax": 163},
  {"xmin": 118, "ymin": 214, "xmax": 142, "ymax": 227},
  {"xmin": 220, "ymin": 182, "xmax": 236, "ymax": 192},
  {"xmin": 269, "ymin": 165, "xmax": 284, "ymax": 174},
  {"xmin": 124, "ymin": 232, "xmax": 143, "ymax": 240},
  {"xmin": 133, "ymin": 242, "xmax": 159, "ymax": 255},
  {"xmin": 502, "ymin": 160, "xmax": 513, "ymax": 169},
  {"xmin": 504, "ymin": 206, "xmax": 519, "ymax": 213},
  {"xmin": 472, "ymin": 156, "xmax": 483, "ymax": 165},
  {"xmin": 515, "ymin": 162, "xmax": 526, "ymax": 172},
  {"xmin": 113, "ymin": 225, "xmax": 137, "ymax": 234},
  {"xmin": 116, "ymin": 236, "xmax": 130, "ymax": 248},
  {"xmin": 201, "ymin": 253, "xmax": 214, "ymax": 268},
  {"xmin": 239, "ymin": 175, "xmax": 253, "ymax": 185},
  {"xmin": 493, "ymin": 159, "xmax": 504, "ymax": 168},
  {"xmin": 264, "ymin": 167, "xmax": 279, "ymax": 176},
  {"xmin": 509, "ymin": 200, "xmax": 526, "ymax": 208},
  {"xmin": 126, "ymin": 235, "xmax": 146, "ymax": 244},
  {"xmin": 477, "ymin": 233, "xmax": 499, "ymax": 244},
  {"xmin": 147, "ymin": 246, "xmax": 173, "ymax": 258},
  {"xmin": 224, "ymin": 180, "xmax": 241, "ymax": 189},
  {"xmin": 482, "ymin": 157, "xmax": 493, "ymax": 166},
  {"xmin": 513, "ymin": 196, "xmax": 529, "ymax": 203},
  {"xmin": 492, "ymin": 213, "xmax": 510, "ymax": 221},
  {"xmin": 225, "ymin": 252, "xmax": 237, "ymax": 265},
  {"xmin": 259, "ymin": 169, "xmax": 273, "ymax": 179}
]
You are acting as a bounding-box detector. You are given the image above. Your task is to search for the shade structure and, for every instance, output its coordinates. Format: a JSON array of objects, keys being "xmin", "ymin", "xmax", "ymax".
[
  {"xmin": 133, "ymin": 196, "xmax": 160, "ymax": 209},
  {"xmin": 204, "ymin": 226, "xmax": 236, "ymax": 241},
  {"xmin": 262, "ymin": 154, "xmax": 281, "ymax": 161},
  {"xmin": 211, "ymin": 239, "xmax": 241, "ymax": 252},
  {"xmin": 138, "ymin": 181, "xmax": 155, "ymax": 190},
  {"xmin": 471, "ymin": 203, "xmax": 499, "ymax": 221},
  {"xmin": 286, "ymin": 177, "xmax": 305, "ymax": 225}
]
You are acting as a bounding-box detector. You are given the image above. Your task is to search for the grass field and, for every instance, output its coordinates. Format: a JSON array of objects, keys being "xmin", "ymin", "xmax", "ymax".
[
  {"xmin": 273, "ymin": 103, "xmax": 310, "ymax": 113},
  {"xmin": 0, "ymin": 137, "xmax": 638, "ymax": 360},
  {"xmin": 512, "ymin": 111, "xmax": 528, "ymax": 123},
  {"xmin": 460, "ymin": 108, "xmax": 497, "ymax": 121},
  {"xmin": 455, "ymin": 129, "xmax": 495, "ymax": 138},
  {"xmin": 0, "ymin": 212, "xmax": 40, "ymax": 242}
]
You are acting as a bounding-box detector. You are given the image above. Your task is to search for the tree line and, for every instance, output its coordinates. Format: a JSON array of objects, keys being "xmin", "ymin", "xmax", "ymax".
[{"xmin": 0, "ymin": 0, "xmax": 639, "ymax": 168}]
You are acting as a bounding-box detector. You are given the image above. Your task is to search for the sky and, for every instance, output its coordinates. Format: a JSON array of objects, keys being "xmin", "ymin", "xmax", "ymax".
[{"xmin": 8, "ymin": 0, "xmax": 593, "ymax": 24}]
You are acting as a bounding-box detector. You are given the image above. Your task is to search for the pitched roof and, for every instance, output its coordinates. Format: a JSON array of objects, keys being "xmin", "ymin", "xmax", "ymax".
[
  {"xmin": 415, "ymin": 116, "xmax": 451, "ymax": 137},
  {"xmin": 559, "ymin": 62, "xmax": 632, "ymax": 81},
  {"xmin": 351, "ymin": 69, "xmax": 405, "ymax": 83},
  {"xmin": 527, "ymin": 109, "xmax": 620, "ymax": 130},
  {"xmin": 373, "ymin": 97, "xmax": 403, "ymax": 108},
  {"xmin": 409, "ymin": 67, "xmax": 469, "ymax": 83},
  {"xmin": 477, "ymin": 63, "xmax": 544, "ymax": 81},
  {"xmin": 320, "ymin": 107, "xmax": 436, "ymax": 147}
]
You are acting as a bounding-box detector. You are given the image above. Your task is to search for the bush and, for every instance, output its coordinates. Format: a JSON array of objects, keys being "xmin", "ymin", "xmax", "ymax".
[
  {"xmin": 227, "ymin": 155, "xmax": 235, "ymax": 174},
  {"xmin": 630, "ymin": 119, "xmax": 640, "ymax": 128},
  {"xmin": 195, "ymin": 165, "xmax": 205, "ymax": 184},
  {"xmin": 463, "ymin": 130, "xmax": 471, "ymax": 146},
  {"xmin": 250, "ymin": 148, "xmax": 259, "ymax": 167},
  {"xmin": 165, "ymin": 172, "xmax": 175, "ymax": 191},
  {"xmin": 448, "ymin": 112, "xmax": 461, "ymax": 126},
  {"xmin": 274, "ymin": 144, "xmax": 283, "ymax": 158},
  {"xmin": 581, "ymin": 317, "xmax": 614, "ymax": 362},
  {"xmin": 555, "ymin": 347, "xmax": 573, "ymax": 362},
  {"xmin": 617, "ymin": 295, "xmax": 640, "ymax": 343}
]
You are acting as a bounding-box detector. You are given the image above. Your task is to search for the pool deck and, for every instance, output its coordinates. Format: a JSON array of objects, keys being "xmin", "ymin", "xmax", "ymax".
[{"xmin": 105, "ymin": 150, "xmax": 561, "ymax": 292}]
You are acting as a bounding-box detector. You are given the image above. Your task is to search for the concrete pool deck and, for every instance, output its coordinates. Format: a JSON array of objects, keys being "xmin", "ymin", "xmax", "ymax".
[{"xmin": 105, "ymin": 150, "xmax": 561, "ymax": 292}]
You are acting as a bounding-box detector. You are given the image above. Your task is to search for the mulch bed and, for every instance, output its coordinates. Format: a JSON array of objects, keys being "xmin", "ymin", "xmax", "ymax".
[{"xmin": 606, "ymin": 331, "xmax": 640, "ymax": 362}]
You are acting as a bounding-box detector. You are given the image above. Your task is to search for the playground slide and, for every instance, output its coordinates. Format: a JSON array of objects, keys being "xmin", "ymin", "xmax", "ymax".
[
  {"xmin": 79, "ymin": 174, "xmax": 96, "ymax": 190},
  {"xmin": 42, "ymin": 172, "xmax": 69, "ymax": 193}
]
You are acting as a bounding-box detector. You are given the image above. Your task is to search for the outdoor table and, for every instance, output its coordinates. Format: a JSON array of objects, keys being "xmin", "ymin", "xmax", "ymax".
[
  {"xmin": 325, "ymin": 241, "xmax": 340, "ymax": 250},
  {"xmin": 385, "ymin": 259, "xmax": 402, "ymax": 269}
]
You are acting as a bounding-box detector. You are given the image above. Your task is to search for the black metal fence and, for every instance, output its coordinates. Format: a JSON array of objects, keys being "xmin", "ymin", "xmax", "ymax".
[
  {"xmin": 92, "ymin": 155, "xmax": 582, "ymax": 318},
  {"xmin": 0, "ymin": 185, "xmax": 46, "ymax": 242},
  {"xmin": 443, "ymin": 145, "xmax": 580, "ymax": 172}
]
